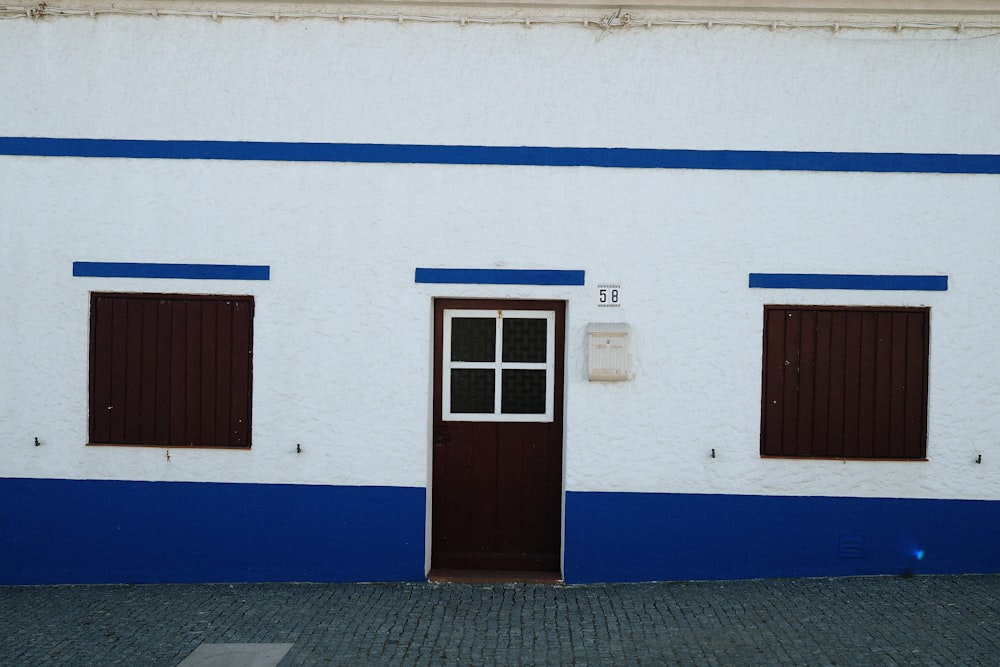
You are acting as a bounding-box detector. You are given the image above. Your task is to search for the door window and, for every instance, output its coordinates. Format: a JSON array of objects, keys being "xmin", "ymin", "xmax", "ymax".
[{"xmin": 442, "ymin": 309, "xmax": 555, "ymax": 422}]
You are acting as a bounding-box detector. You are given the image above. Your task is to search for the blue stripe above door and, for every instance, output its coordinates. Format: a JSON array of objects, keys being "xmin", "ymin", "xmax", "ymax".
[{"xmin": 415, "ymin": 268, "xmax": 585, "ymax": 286}]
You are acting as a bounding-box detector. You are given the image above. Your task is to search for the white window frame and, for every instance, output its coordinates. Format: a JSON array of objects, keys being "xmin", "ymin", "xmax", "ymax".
[{"xmin": 442, "ymin": 309, "xmax": 556, "ymax": 422}]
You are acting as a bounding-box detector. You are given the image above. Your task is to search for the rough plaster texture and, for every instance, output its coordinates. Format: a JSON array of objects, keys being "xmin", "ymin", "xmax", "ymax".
[{"xmin": 1, "ymin": 17, "xmax": 999, "ymax": 501}]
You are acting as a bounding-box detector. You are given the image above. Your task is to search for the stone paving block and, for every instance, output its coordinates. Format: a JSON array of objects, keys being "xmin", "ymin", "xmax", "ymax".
[
  {"xmin": 177, "ymin": 642, "xmax": 293, "ymax": 667},
  {"xmin": 0, "ymin": 575, "xmax": 997, "ymax": 665}
]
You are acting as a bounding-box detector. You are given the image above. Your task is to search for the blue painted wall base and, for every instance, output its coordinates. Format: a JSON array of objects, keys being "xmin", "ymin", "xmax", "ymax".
[
  {"xmin": 564, "ymin": 491, "xmax": 1000, "ymax": 583},
  {"xmin": 4, "ymin": 480, "xmax": 998, "ymax": 584},
  {"xmin": 0, "ymin": 478, "xmax": 425, "ymax": 585}
]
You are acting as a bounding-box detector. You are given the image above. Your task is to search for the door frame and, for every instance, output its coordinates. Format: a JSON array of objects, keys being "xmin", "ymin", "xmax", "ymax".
[{"xmin": 428, "ymin": 297, "xmax": 567, "ymax": 577}]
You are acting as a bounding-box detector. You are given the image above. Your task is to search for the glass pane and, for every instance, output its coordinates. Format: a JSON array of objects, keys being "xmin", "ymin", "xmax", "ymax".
[
  {"xmin": 451, "ymin": 369, "xmax": 495, "ymax": 414},
  {"xmin": 501, "ymin": 370, "xmax": 547, "ymax": 414},
  {"xmin": 451, "ymin": 318, "xmax": 496, "ymax": 362},
  {"xmin": 502, "ymin": 318, "xmax": 547, "ymax": 363}
]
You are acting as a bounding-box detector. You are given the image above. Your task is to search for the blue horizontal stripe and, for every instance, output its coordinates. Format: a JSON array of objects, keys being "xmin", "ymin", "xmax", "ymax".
[
  {"xmin": 3, "ymin": 137, "xmax": 999, "ymax": 174},
  {"xmin": 74, "ymin": 261, "xmax": 270, "ymax": 280},
  {"xmin": 565, "ymin": 491, "xmax": 1000, "ymax": 583},
  {"xmin": 3, "ymin": 477, "xmax": 997, "ymax": 584},
  {"xmin": 749, "ymin": 273, "xmax": 948, "ymax": 291},
  {"xmin": 415, "ymin": 268, "xmax": 585, "ymax": 286},
  {"xmin": 0, "ymin": 478, "xmax": 425, "ymax": 585}
]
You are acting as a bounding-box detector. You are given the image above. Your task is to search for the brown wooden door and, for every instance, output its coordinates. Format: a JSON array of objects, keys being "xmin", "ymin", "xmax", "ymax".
[{"xmin": 431, "ymin": 299, "xmax": 565, "ymax": 573}]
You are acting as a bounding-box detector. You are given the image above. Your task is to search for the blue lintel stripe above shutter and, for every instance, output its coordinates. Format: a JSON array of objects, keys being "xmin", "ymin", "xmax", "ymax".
[
  {"xmin": 415, "ymin": 268, "xmax": 585, "ymax": 286},
  {"xmin": 749, "ymin": 273, "xmax": 947, "ymax": 291},
  {"xmin": 73, "ymin": 262, "xmax": 270, "ymax": 280}
]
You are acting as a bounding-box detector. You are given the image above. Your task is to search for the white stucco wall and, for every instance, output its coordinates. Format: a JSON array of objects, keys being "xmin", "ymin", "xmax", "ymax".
[{"xmin": 2, "ymin": 15, "xmax": 999, "ymax": 500}]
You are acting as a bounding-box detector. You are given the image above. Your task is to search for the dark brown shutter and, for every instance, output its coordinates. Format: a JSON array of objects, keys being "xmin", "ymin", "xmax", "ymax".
[
  {"xmin": 761, "ymin": 306, "xmax": 928, "ymax": 459},
  {"xmin": 89, "ymin": 293, "xmax": 253, "ymax": 448}
]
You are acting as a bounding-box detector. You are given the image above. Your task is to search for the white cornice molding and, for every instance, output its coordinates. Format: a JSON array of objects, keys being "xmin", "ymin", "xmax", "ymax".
[
  {"xmin": 4, "ymin": 0, "xmax": 1000, "ymax": 28},
  {"xmin": 349, "ymin": 0, "xmax": 1000, "ymax": 10},
  {"xmin": 23, "ymin": 0, "xmax": 1000, "ymax": 11}
]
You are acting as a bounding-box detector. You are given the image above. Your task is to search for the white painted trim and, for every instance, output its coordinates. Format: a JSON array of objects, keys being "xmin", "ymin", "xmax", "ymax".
[
  {"xmin": 442, "ymin": 309, "xmax": 556, "ymax": 423},
  {"xmin": 369, "ymin": 0, "xmax": 1000, "ymax": 10},
  {"xmin": 13, "ymin": 0, "xmax": 1000, "ymax": 12},
  {"xmin": 5, "ymin": 0, "xmax": 999, "ymax": 28}
]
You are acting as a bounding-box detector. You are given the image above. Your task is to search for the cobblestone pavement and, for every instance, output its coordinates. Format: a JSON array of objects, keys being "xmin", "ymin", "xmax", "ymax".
[{"xmin": 1, "ymin": 574, "xmax": 998, "ymax": 666}]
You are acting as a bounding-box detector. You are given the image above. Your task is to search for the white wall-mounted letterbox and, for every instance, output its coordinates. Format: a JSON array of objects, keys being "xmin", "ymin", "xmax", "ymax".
[{"xmin": 587, "ymin": 322, "xmax": 631, "ymax": 381}]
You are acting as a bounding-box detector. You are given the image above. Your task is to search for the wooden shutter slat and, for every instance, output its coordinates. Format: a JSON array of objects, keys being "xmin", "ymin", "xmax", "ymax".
[
  {"xmin": 215, "ymin": 302, "xmax": 234, "ymax": 446},
  {"xmin": 169, "ymin": 299, "xmax": 188, "ymax": 446},
  {"xmin": 795, "ymin": 309, "xmax": 817, "ymax": 457},
  {"xmin": 888, "ymin": 311, "xmax": 909, "ymax": 458},
  {"xmin": 124, "ymin": 297, "xmax": 144, "ymax": 444},
  {"xmin": 184, "ymin": 300, "xmax": 203, "ymax": 446},
  {"xmin": 841, "ymin": 311, "xmax": 862, "ymax": 459},
  {"xmin": 811, "ymin": 310, "xmax": 832, "ymax": 457},
  {"xmin": 857, "ymin": 311, "xmax": 878, "ymax": 458},
  {"xmin": 138, "ymin": 298, "xmax": 159, "ymax": 445},
  {"xmin": 199, "ymin": 300, "xmax": 218, "ymax": 447},
  {"xmin": 90, "ymin": 296, "xmax": 114, "ymax": 443},
  {"xmin": 761, "ymin": 308, "xmax": 787, "ymax": 456},
  {"xmin": 905, "ymin": 311, "xmax": 929, "ymax": 457},
  {"xmin": 108, "ymin": 297, "xmax": 129, "ymax": 444},
  {"xmin": 872, "ymin": 311, "xmax": 893, "ymax": 458},
  {"xmin": 229, "ymin": 299, "xmax": 252, "ymax": 447},
  {"xmin": 826, "ymin": 310, "xmax": 847, "ymax": 458},
  {"xmin": 154, "ymin": 299, "xmax": 173, "ymax": 446},
  {"xmin": 780, "ymin": 309, "xmax": 802, "ymax": 456}
]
